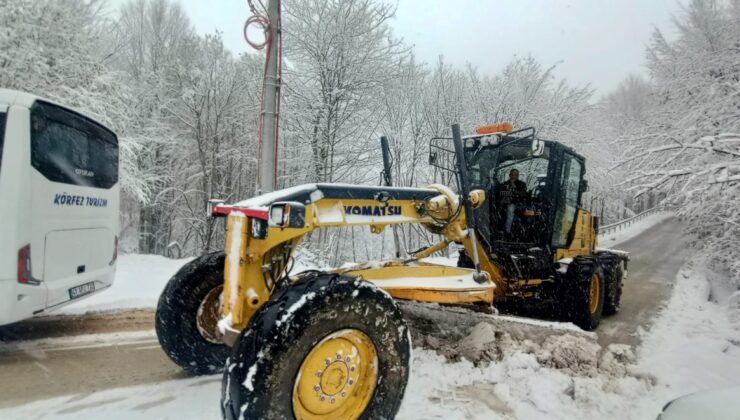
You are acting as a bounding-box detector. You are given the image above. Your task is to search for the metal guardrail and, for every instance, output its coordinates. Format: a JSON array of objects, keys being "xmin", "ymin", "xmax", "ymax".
[{"xmin": 597, "ymin": 206, "xmax": 673, "ymax": 236}]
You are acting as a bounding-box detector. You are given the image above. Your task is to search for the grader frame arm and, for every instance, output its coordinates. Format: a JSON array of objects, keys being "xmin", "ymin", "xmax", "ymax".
[{"xmin": 213, "ymin": 181, "xmax": 507, "ymax": 344}]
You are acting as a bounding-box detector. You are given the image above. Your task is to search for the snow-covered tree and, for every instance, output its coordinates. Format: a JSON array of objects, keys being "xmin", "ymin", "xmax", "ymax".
[
  {"xmin": 282, "ymin": 0, "xmax": 408, "ymax": 186},
  {"xmin": 0, "ymin": 0, "xmax": 150, "ymax": 230},
  {"xmin": 612, "ymin": 0, "xmax": 740, "ymax": 281}
]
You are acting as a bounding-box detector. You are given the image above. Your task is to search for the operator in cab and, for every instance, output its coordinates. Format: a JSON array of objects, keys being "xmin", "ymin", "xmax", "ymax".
[{"xmin": 495, "ymin": 168, "xmax": 530, "ymax": 237}]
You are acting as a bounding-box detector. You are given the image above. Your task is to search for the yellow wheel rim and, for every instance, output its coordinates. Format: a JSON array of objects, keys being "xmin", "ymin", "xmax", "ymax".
[
  {"xmin": 196, "ymin": 286, "xmax": 223, "ymax": 343},
  {"xmin": 293, "ymin": 329, "xmax": 378, "ymax": 420},
  {"xmin": 589, "ymin": 274, "xmax": 600, "ymax": 314}
]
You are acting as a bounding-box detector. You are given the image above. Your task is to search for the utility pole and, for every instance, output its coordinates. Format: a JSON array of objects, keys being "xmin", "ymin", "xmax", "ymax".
[
  {"xmin": 256, "ymin": 0, "xmax": 281, "ymax": 193},
  {"xmin": 380, "ymin": 136, "xmax": 402, "ymax": 258}
]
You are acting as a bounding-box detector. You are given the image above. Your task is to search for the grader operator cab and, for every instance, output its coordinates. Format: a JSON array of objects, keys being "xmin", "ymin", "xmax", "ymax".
[
  {"xmin": 430, "ymin": 124, "xmax": 623, "ymax": 315},
  {"xmin": 154, "ymin": 123, "xmax": 627, "ymax": 420}
]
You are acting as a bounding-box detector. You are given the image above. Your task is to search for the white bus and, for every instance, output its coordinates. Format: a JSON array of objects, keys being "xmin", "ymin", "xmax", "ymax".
[{"xmin": 0, "ymin": 89, "xmax": 119, "ymax": 326}]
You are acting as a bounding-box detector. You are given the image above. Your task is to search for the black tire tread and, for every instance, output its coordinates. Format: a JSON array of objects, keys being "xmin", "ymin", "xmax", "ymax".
[
  {"xmin": 155, "ymin": 251, "xmax": 231, "ymax": 375},
  {"xmin": 598, "ymin": 252, "xmax": 623, "ymax": 315},
  {"xmin": 559, "ymin": 256, "xmax": 605, "ymax": 330},
  {"xmin": 222, "ymin": 273, "xmax": 410, "ymax": 420}
]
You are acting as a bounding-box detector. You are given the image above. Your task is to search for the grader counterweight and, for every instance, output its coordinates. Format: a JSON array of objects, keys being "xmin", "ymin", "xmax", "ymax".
[{"xmin": 154, "ymin": 123, "xmax": 627, "ymax": 420}]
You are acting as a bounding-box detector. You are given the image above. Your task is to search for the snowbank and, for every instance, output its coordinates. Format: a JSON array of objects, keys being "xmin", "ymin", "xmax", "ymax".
[
  {"xmin": 636, "ymin": 259, "xmax": 740, "ymax": 411},
  {"xmin": 598, "ymin": 211, "xmax": 673, "ymax": 247},
  {"xmin": 58, "ymin": 254, "xmax": 191, "ymax": 315},
  {"xmin": 396, "ymin": 305, "xmax": 655, "ymax": 419},
  {"xmin": 398, "ymin": 345, "xmax": 653, "ymax": 420},
  {"xmin": 58, "ymin": 252, "xmax": 315, "ymax": 315}
]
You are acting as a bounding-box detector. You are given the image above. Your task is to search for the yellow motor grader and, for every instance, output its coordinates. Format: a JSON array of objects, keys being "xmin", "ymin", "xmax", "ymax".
[{"xmin": 155, "ymin": 123, "xmax": 627, "ymax": 419}]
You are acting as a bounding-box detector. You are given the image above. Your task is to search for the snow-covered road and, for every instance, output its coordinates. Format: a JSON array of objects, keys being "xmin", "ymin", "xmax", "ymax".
[
  {"xmin": 597, "ymin": 217, "xmax": 689, "ymax": 347},
  {"xmin": 2, "ymin": 213, "xmax": 738, "ymax": 419}
]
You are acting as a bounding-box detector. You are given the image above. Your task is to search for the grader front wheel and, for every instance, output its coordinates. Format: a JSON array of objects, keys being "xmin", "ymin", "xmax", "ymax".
[
  {"xmin": 155, "ymin": 252, "xmax": 231, "ymax": 375},
  {"xmin": 221, "ymin": 273, "xmax": 411, "ymax": 420}
]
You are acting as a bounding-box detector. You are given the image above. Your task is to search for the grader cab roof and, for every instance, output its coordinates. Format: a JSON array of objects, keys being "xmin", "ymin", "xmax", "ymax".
[{"xmin": 429, "ymin": 126, "xmax": 585, "ymax": 178}]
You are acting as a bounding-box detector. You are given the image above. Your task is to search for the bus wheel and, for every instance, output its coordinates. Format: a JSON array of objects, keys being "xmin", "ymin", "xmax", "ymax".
[
  {"xmin": 155, "ymin": 251, "xmax": 230, "ymax": 375},
  {"xmin": 221, "ymin": 273, "xmax": 411, "ymax": 420}
]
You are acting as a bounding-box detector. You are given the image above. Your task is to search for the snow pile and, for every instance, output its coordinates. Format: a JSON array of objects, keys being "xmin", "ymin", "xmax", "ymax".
[
  {"xmin": 58, "ymin": 254, "xmax": 191, "ymax": 315},
  {"xmin": 57, "ymin": 252, "xmax": 316, "ymax": 316},
  {"xmin": 398, "ymin": 326, "xmax": 654, "ymax": 419},
  {"xmin": 395, "ymin": 299, "xmax": 657, "ymax": 419},
  {"xmin": 0, "ymin": 325, "xmax": 653, "ymax": 420},
  {"xmin": 637, "ymin": 260, "xmax": 740, "ymax": 409}
]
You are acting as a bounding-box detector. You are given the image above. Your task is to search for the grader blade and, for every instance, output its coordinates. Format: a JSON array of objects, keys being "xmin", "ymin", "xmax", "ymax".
[{"xmin": 342, "ymin": 261, "xmax": 496, "ymax": 305}]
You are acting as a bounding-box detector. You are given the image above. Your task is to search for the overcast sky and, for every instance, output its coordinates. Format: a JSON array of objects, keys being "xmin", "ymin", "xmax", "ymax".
[{"xmin": 110, "ymin": 0, "xmax": 684, "ymax": 95}]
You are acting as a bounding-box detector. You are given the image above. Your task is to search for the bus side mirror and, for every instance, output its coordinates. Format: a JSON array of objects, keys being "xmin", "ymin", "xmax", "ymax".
[
  {"xmin": 531, "ymin": 139, "xmax": 545, "ymax": 157},
  {"xmin": 580, "ymin": 180, "xmax": 589, "ymax": 192}
]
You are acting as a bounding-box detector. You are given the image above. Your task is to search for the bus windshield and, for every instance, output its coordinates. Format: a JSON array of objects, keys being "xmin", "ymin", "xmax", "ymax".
[{"xmin": 30, "ymin": 101, "xmax": 118, "ymax": 189}]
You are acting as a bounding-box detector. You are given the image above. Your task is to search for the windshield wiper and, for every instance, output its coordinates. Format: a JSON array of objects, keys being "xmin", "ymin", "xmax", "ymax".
[{"xmin": 466, "ymin": 143, "xmax": 485, "ymax": 169}]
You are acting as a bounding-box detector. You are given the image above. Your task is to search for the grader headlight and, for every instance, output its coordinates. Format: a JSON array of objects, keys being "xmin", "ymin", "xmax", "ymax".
[
  {"xmin": 269, "ymin": 204, "xmax": 287, "ymax": 227},
  {"xmin": 268, "ymin": 202, "xmax": 307, "ymax": 229},
  {"xmin": 468, "ymin": 189, "xmax": 486, "ymax": 208}
]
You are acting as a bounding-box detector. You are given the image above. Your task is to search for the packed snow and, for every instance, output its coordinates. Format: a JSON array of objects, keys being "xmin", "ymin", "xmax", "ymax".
[
  {"xmin": 637, "ymin": 260, "xmax": 740, "ymax": 406},
  {"xmin": 58, "ymin": 254, "xmax": 192, "ymax": 315}
]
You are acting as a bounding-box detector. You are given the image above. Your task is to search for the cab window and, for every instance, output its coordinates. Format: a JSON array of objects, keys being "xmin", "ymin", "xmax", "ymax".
[
  {"xmin": 552, "ymin": 154, "xmax": 583, "ymax": 248},
  {"xmin": 467, "ymin": 139, "xmax": 551, "ymax": 193}
]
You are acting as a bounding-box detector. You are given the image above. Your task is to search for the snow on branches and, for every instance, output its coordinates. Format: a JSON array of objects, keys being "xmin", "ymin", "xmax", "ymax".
[{"xmin": 610, "ymin": 0, "xmax": 740, "ymax": 282}]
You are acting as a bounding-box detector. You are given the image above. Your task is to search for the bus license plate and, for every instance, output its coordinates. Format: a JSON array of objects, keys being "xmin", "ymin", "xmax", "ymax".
[{"xmin": 69, "ymin": 282, "xmax": 96, "ymax": 300}]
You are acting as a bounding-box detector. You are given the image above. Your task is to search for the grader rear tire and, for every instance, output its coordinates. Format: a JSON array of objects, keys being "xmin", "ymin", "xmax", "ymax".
[
  {"xmin": 221, "ymin": 273, "xmax": 411, "ymax": 420},
  {"xmin": 560, "ymin": 257, "xmax": 605, "ymax": 331},
  {"xmin": 603, "ymin": 262, "xmax": 624, "ymax": 315},
  {"xmin": 155, "ymin": 251, "xmax": 231, "ymax": 375}
]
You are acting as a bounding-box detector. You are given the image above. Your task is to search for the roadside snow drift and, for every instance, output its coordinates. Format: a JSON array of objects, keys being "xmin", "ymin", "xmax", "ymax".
[{"xmin": 59, "ymin": 254, "xmax": 191, "ymax": 315}]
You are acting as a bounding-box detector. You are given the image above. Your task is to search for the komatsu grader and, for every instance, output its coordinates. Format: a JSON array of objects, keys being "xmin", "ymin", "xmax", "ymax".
[{"xmin": 155, "ymin": 123, "xmax": 627, "ymax": 419}]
